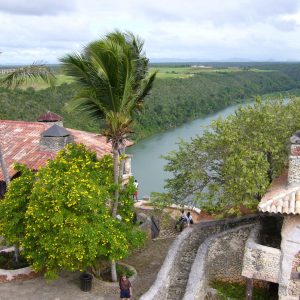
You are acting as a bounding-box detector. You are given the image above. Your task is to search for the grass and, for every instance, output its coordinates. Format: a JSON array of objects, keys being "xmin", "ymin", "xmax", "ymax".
[
  {"xmin": 0, "ymin": 65, "xmax": 279, "ymax": 85},
  {"xmin": 211, "ymin": 281, "xmax": 271, "ymax": 300},
  {"xmin": 99, "ymin": 263, "xmax": 135, "ymax": 282},
  {"xmin": 150, "ymin": 66, "xmax": 278, "ymax": 79}
]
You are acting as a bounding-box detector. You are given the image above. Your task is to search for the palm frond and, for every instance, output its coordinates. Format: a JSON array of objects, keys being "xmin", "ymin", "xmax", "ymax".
[
  {"xmin": 62, "ymin": 30, "xmax": 156, "ymax": 142},
  {"xmin": 1, "ymin": 62, "xmax": 56, "ymax": 89}
]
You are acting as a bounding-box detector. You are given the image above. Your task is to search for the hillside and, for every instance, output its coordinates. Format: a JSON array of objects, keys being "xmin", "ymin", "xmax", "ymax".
[{"xmin": 1, "ymin": 64, "xmax": 300, "ymax": 140}]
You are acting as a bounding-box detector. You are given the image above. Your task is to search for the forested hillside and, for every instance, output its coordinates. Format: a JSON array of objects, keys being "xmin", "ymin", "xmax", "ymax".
[{"xmin": 1, "ymin": 64, "xmax": 300, "ymax": 140}]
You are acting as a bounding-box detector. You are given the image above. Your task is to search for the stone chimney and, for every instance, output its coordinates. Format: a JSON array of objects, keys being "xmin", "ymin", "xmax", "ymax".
[
  {"xmin": 37, "ymin": 111, "xmax": 63, "ymax": 127},
  {"xmin": 288, "ymin": 130, "xmax": 300, "ymax": 185},
  {"xmin": 40, "ymin": 124, "xmax": 73, "ymax": 152}
]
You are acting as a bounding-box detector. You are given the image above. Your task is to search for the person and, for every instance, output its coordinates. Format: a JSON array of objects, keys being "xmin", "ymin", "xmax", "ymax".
[
  {"xmin": 175, "ymin": 209, "xmax": 186, "ymax": 232},
  {"xmin": 186, "ymin": 211, "xmax": 194, "ymax": 226},
  {"xmin": 133, "ymin": 179, "xmax": 139, "ymax": 201},
  {"xmin": 119, "ymin": 274, "xmax": 132, "ymax": 299},
  {"xmin": 180, "ymin": 209, "xmax": 186, "ymax": 221}
]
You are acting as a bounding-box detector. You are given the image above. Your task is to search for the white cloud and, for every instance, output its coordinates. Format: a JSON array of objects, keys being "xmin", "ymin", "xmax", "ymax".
[
  {"xmin": 0, "ymin": 0, "xmax": 300, "ymax": 64},
  {"xmin": 0, "ymin": 0, "xmax": 75, "ymax": 15}
]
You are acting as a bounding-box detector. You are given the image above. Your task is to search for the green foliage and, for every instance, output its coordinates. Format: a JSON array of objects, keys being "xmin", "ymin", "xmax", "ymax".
[
  {"xmin": 116, "ymin": 263, "xmax": 134, "ymax": 278},
  {"xmin": 0, "ymin": 144, "xmax": 145, "ymax": 279},
  {"xmin": 1, "ymin": 64, "xmax": 300, "ymax": 141},
  {"xmin": 0, "ymin": 164, "xmax": 35, "ymax": 246},
  {"xmin": 60, "ymin": 30, "xmax": 156, "ymax": 146},
  {"xmin": 211, "ymin": 281, "xmax": 270, "ymax": 300},
  {"xmin": 133, "ymin": 68, "xmax": 300, "ymax": 140},
  {"xmin": 163, "ymin": 97, "xmax": 300, "ymax": 213}
]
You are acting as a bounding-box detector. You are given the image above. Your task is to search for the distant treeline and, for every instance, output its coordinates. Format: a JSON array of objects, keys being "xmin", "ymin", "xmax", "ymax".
[
  {"xmin": 1, "ymin": 63, "xmax": 300, "ymax": 140},
  {"xmin": 133, "ymin": 64, "xmax": 300, "ymax": 139}
]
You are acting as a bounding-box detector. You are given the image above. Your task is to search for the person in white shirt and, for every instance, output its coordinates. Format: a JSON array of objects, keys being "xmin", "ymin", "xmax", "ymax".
[{"xmin": 133, "ymin": 179, "xmax": 139, "ymax": 201}]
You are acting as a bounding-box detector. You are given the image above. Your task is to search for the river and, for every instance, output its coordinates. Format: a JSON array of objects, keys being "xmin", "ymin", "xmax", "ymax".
[{"xmin": 127, "ymin": 103, "xmax": 242, "ymax": 198}]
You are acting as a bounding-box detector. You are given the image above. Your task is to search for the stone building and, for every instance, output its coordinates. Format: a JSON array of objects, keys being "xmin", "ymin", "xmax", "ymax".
[
  {"xmin": 0, "ymin": 112, "xmax": 132, "ymax": 197},
  {"xmin": 242, "ymin": 131, "xmax": 300, "ymax": 300}
]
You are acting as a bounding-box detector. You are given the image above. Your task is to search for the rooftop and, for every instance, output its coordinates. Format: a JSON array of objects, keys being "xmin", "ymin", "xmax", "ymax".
[
  {"xmin": 37, "ymin": 111, "xmax": 63, "ymax": 122},
  {"xmin": 258, "ymin": 170, "xmax": 300, "ymax": 215},
  {"xmin": 0, "ymin": 120, "xmax": 120, "ymax": 180}
]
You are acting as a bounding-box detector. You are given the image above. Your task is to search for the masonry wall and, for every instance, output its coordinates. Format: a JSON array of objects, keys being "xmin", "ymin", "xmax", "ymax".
[
  {"xmin": 206, "ymin": 226, "xmax": 252, "ymax": 283},
  {"xmin": 183, "ymin": 224, "xmax": 253, "ymax": 300},
  {"xmin": 141, "ymin": 215, "xmax": 259, "ymax": 300},
  {"xmin": 39, "ymin": 136, "xmax": 73, "ymax": 151},
  {"xmin": 279, "ymin": 215, "xmax": 300, "ymax": 300},
  {"xmin": 242, "ymin": 226, "xmax": 281, "ymax": 283}
]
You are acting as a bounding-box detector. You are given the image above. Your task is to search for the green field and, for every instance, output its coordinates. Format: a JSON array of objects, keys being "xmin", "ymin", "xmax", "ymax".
[
  {"xmin": 1, "ymin": 62, "xmax": 300, "ymax": 140},
  {"xmin": 150, "ymin": 66, "xmax": 276, "ymax": 79},
  {"xmin": 0, "ymin": 65, "xmax": 279, "ymax": 88}
]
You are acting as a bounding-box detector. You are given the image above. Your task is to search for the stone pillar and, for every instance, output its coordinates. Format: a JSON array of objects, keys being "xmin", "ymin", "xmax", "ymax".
[
  {"xmin": 288, "ymin": 131, "xmax": 300, "ymax": 186},
  {"xmin": 278, "ymin": 215, "xmax": 300, "ymax": 300}
]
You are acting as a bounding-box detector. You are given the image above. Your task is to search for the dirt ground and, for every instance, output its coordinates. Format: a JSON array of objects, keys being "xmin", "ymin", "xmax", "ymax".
[{"xmin": 121, "ymin": 237, "xmax": 175, "ymax": 299}]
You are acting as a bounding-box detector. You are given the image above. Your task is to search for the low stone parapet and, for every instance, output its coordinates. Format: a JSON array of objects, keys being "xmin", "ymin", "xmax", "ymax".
[
  {"xmin": 242, "ymin": 226, "xmax": 281, "ymax": 283},
  {"xmin": 0, "ymin": 247, "xmax": 39, "ymax": 282},
  {"xmin": 183, "ymin": 224, "xmax": 254, "ymax": 300}
]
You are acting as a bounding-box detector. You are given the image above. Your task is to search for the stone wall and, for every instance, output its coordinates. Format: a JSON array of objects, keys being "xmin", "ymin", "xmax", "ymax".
[
  {"xmin": 278, "ymin": 215, "xmax": 300, "ymax": 300},
  {"xmin": 242, "ymin": 226, "xmax": 281, "ymax": 283},
  {"xmin": 141, "ymin": 214, "xmax": 259, "ymax": 300},
  {"xmin": 39, "ymin": 136, "xmax": 73, "ymax": 152},
  {"xmin": 183, "ymin": 224, "xmax": 253, "ymax": 300},
  {"xmin": 139, "ymin": 227, "xmax": 194, "ymax": 300}
]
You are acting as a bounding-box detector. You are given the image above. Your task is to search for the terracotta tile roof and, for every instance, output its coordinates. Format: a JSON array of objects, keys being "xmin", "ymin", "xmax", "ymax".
[
  {"xmin": 37, "ymin": 111, "xmax": 62, "ymax": 122},
  {"xmin": 258, "ymin": 170, "xmax": 300, "ymax": 215},
  {"xmin": 0, "ymin": 120, "xmax": 130, "ymax": 181}
]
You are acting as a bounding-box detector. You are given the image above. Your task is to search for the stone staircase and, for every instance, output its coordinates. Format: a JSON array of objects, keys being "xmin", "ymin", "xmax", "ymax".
[
  {"xmin": 141, "ymin": 215, "xmax": 259, "ymax": 300},
  {"xmin": 165, "ymin": 224, "xmax": 220, "ymax": 300}
]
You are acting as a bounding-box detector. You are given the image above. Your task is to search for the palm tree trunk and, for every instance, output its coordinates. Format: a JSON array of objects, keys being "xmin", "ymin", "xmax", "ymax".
[
  {"xmin": 118, "ymin": 145, "xmax": 125, "ymax": 182},
  {"xmin": 111, "ymin": 143, "xmax": 120, "ymax": 282},
  {"xmin": 0, "ymin": 146, "xmax": 10, "ymax": 186},
  {"xmin": 111, "ymin": 260, "xmax": 117, "ymax": 282},
  {"xmin": 112, "ymin": 144, "xmax": 120, "ymax": 218}
]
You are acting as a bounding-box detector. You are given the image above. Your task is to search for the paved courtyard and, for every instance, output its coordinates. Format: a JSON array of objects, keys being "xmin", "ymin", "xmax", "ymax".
[{"xmin": 0, "ymin": 237, "xmax": 175, "ymax": 300}]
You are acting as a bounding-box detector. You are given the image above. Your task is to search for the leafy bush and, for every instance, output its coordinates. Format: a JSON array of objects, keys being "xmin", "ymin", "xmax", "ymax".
[
  {"xmin": 0, "ymin": 144, "xmax": 145, "ymax": 279},
  {"xmin": 211, "ymin": 281, "xmax": 270, "ymax": 300}
]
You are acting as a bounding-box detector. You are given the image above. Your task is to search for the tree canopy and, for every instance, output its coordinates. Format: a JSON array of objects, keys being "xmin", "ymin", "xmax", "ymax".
[
  {"xmin": 162, "ymin": 97, "xmax": 300, "ymax": 215},
  {"xmin": 0, "ymin": 144, "xmax": 144, "ymax": 279}
]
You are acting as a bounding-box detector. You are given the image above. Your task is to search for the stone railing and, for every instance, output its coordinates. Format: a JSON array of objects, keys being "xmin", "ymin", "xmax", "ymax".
[
  {"xmin": 242, "ymin": 226, "xmax": 281, "ymax": 283},
  {"xmin": 139, "ymin": 227, "xmax": 194, "ymax": 300},
  {"xmin": 183, "ymin": 224, "xmax": 254, "ymax": 300},
  {"xmin": 141, "ymin": 215, "xmax": 259, "ymax": 300}
]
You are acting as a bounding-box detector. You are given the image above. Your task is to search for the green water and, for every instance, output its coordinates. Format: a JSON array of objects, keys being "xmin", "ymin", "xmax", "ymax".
[{"xmin": 127, "ymin": 104, "xmax": 242, "ymax": 198}]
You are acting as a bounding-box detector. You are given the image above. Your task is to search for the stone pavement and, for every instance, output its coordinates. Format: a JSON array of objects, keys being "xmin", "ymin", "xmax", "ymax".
[
  {"xmin": 0, "ymin": 236, "xmax": 175, "ymax": 300},
  {"xmin": 0, "ymin": 271, "xmax": 119, "ymax": 300}
]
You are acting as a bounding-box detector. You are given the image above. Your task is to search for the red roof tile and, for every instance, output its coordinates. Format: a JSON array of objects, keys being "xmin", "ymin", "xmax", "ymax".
[
  {"xmin": 0, "ymin": 120, "xmax": 131, "ymax": 181},
  {"xmin": 37, "ymin": 111, "xmax": 63, "ymax": 122}
]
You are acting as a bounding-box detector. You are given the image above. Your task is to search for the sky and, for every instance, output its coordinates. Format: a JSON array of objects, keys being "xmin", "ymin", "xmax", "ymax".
[{"xmin": 1, "ymin": 0, "xmax": 300, "ymax": 64}]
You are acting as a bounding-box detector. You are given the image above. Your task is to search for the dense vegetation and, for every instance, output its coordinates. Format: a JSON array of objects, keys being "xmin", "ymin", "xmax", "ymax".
[
  {"xmin": 211, "ymin": 281, "xmax": 271, "ymax": 300},
  {"xmin": 0, "ymin": 144, "xmax": 144, "ymax": 279},
  {"xmin": 1, "ymin": 63, "xmax": 300, "ymax": 140},
  {"xmin": 160, "ymin": 98, "xmax": 300, "ymax": 216}
]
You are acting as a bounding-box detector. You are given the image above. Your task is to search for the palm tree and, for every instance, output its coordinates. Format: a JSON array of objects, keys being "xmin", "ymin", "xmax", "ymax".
[
  {"xmin": 0, "ymin": 63, "xmax": 55, "ymax": 188},
  {"xmin": 61, "ymin": 30, "xmax": 156, "ymax": 281}
]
